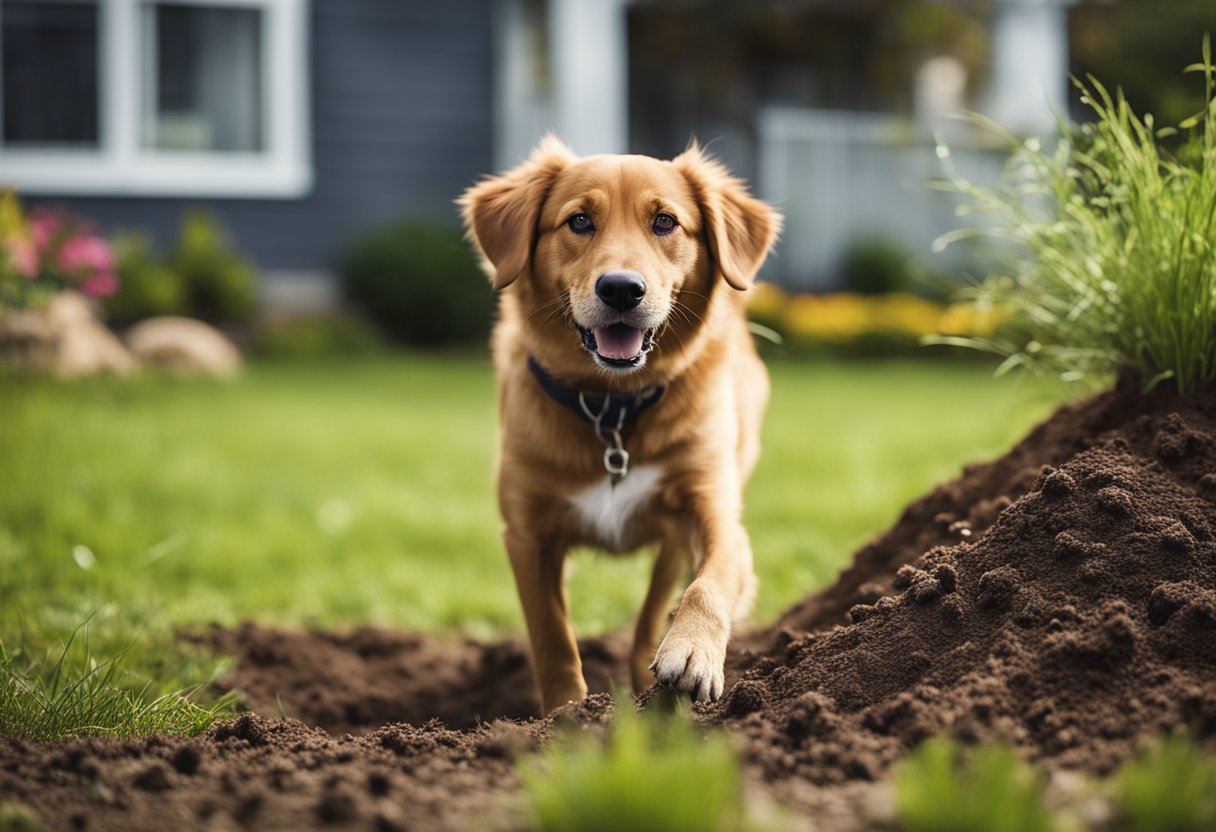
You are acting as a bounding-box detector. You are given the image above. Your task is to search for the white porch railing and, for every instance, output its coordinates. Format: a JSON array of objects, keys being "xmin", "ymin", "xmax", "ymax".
[{"xmin": 756, "ymin": 106, "xmax": 1010, "ymax": 291}]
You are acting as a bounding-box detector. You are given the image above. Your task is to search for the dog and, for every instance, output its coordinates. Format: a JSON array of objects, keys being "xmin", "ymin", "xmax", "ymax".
[{"xmin": 460, "ymin": 136, "xmax": 780, "ymax": 715}]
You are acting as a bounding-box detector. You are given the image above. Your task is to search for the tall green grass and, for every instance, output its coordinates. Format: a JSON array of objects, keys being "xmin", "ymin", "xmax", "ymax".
[{"xmin": 933, "ymin": 38, "xmax": 1216, "ymax": 394}]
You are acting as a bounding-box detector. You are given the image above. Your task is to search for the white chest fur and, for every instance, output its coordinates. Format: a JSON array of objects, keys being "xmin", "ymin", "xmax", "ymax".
[{"xmin": 568, "ymin": 465, "xmax": 662, "ymax": 553}]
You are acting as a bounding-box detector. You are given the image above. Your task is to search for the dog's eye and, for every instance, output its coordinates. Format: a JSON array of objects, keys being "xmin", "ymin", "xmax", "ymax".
[
  {"xmin": 567, "ymin": 213, "xmax": 594, "ymax": 235},
  {"xmin": 652, "ymin": 213, "xmax": 677, "ymax": 235}
]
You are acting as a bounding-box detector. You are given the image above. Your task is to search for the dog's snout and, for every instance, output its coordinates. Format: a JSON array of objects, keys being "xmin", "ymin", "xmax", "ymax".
[{"xmin": 595, "ymin": 270, "xmax": 646, "ymax": 312}]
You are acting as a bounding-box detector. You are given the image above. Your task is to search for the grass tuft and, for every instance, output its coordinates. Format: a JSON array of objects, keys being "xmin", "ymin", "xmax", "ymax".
[
  {"xmin": 932, "ymin": 37, "xmax": 1216, "ymax": 394},
  {"xmin": 894, "ymin": 738, "xmax": 1059, "ymax": 832},
  {"xmin": 0, "ymin": 621, "xmax": 239, "ymax": 741},
  {"xmin": 521, "ymin": 694, "xmax": 760, "ymax": 832},
  {"xmin": 1113, "ymin": 733, "xmax": 1216, "ymax": 831},
  {"xmin": 0, "ymin": 802, "xmax": 42, "ymax": 832}
]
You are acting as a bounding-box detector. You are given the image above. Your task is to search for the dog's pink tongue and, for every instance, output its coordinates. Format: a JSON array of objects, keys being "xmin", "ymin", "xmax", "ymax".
[{"xmin": 594, "ymin": 325, "xmax": 644, "ymax": 360}]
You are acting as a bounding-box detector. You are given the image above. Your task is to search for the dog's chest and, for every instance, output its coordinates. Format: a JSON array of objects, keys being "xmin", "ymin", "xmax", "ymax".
[{"xmin": 567, "ymin": 465, "xmax": 662, "ymax": 553}]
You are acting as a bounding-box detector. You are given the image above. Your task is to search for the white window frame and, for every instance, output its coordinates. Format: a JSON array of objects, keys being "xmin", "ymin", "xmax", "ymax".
[{"xmin": 0, "ymin": 0, "xmax": 311, "ymax": 198}]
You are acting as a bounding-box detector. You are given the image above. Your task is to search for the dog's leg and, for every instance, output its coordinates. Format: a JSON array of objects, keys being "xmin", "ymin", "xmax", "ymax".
[
  {"xmin": 650, "ymin": 500, "xmax": 755, "ymax": 701},
  {"xmin": 630, "ymin": 530, "xmax": 688, "ymax": 692},
  {"xmin": 504, "ymin": 528, "xmax": 587, "ymax": 715}
]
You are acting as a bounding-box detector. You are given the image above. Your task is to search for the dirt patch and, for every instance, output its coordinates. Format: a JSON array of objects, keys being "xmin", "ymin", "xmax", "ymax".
[
  {"xmin": 200, "ymin": 625, "xmax": 629, "ymax": 734},
  {"xmin": 3, "ymin": 376, "xmax": 1215, "ymax": 830},
  {"xmin": 0, "ymin": 699, "xmax": 612, "ymax": 832}
]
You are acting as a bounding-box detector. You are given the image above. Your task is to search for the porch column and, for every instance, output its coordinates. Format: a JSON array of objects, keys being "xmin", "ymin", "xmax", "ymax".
[
  {"xmin": 548, "ymin": 0, "xmax": 629, "ymax": 156},
  {"xmin": 987, "ymin": 0, "xmax": 1072, "ymax": 136}
]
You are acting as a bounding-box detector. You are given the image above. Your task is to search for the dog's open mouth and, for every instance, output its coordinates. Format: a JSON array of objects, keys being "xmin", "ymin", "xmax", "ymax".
[{"xmin": 578, "ymin": 324, "xmax": 655, "ymax": 369}]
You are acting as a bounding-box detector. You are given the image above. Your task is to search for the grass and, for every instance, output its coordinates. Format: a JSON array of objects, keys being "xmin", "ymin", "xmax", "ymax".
[
  {"xmin": 891, "ymin": 733, "xmax": 1216, "ymax": 832},
  {"xmin": 0, "ymin": 620, "xmax": 237, "ymax": 740},
  {"xmin": 1114, "ymin": 733, "xmax": 1216, "ymax": 831},
  {"xmin": 0, "ymin": 353, "xmax": 1067, "ymax": 737},
  {"xmin": 894, "ymin": 738, "xmax": 1060, "ymax": 832},
  {"xmin": 933, "ymin": 38, "xmax": 1216, "ymax": 393},
  {"xmin": 521, "ymin": 693, "xmax": 760, "ymax": 832}
]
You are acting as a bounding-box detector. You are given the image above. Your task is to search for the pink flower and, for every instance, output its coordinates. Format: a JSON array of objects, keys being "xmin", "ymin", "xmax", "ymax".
[
  {"xmin": 56, "ymin": 234, "xmax": 115, "ymax": 275},
  {"xmin": 80, "ymin": 272, "xmax": 119, "ymax": 298},
  {"xmin": 29, "ymin": 212, "xmax": 61, "ymax": 252},
  {"xmin": 5, "ymin": 234, "xmax": 39, "ymax": 277}
]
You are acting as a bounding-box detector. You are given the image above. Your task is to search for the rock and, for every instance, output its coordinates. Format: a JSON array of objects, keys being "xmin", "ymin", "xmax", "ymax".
[
  {"xmin": 124, "ymin": 316, "xmax": 241, "ymax": 377},
  {"xmin": 0, "ymin": 292, "xmax": 136, "ymax": 378}
]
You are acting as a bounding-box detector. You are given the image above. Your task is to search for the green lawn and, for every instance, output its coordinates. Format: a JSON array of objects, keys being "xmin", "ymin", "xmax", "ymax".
[{"xmin": 0, "ymin": 354, "xmax": 1070, "ymax": 716}]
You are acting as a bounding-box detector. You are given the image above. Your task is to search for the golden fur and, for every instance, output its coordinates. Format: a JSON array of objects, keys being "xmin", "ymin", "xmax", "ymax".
[{"xmin": 460, "ymin": 137, "xmax": 781, "ymax": 715}]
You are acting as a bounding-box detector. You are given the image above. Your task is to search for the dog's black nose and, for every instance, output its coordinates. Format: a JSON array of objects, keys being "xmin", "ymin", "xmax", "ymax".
[{"xmin": 595, "ymin": 270, "xmax": 646, "ymax": 311}]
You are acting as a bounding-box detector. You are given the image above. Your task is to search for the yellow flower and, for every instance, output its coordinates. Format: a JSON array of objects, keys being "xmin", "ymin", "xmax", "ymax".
[
  {"xmin": 747, "ymin": 281, "xmax": 788, "ymax": 322},
  {"xmin": 939, "ymin": 303, "xmax": 1007, "ymax": 337}
]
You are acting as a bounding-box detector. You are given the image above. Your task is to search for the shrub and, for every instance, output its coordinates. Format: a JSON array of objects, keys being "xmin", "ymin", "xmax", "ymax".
[
  {"xmin": 101, "ymin": 231, "xmax": 185, "ymax": 325},
  {"xmin": 931, "ymin": 38, "xmax": 1216, "ymax": 394},
  {"xmin": 341, "ymin": 222, "xmax": 493, "ymax": 347},
  {"xmin": 250, "ymin": 314, "xmax": 385, "ymax": 359},
  {"xmin": 0, "ymin": 194, "xmax": 118, "ymax": 309},
  {"xmin": 841, "ymin": 234, "xmax": 915, "ymax": 295},
  {"xmin": 168, "ymin": 210, "xmax": 257, "ymax": 326}
]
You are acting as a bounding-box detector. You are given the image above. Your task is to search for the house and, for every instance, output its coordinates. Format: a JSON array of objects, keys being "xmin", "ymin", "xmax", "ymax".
[
  {"xmin": 1, "ymin": 0, "xmax": 499, "ymax": 309},
  {"xmin": 0, "ymin": 0, "xmax": 1073, "ymax": 304}
]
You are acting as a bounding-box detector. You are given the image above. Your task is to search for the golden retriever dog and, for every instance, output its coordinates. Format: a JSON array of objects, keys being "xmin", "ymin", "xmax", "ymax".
[{"xmin": 460, "ymin": 136, "xmax": 781, "ymax": 715}]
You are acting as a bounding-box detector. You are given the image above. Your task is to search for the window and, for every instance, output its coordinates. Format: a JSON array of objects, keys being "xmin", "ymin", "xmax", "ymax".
[
  {"xmin": 0, "ymin": 0, "xmax": 311, "ymax": 197},
  {"xmin": 145, "ymin": 4, "xmax": 264, "ymax": 152},
  {"xmin": 3, "ymin": 1, "xmax": 100, "ymax": 147}
]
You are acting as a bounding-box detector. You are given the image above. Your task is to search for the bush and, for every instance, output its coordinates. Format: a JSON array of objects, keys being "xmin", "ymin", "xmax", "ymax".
[
  {"xmin": 841, "ymin": 234, "xmax": 915, "ymax": 295},
  {"xmin": 250, "ymin": 314, "xmax": 385, "ymax": 359},
  {"xmin": 169, "ymin": 210, "xmax": 257, "ymax": 326},
  {"xmin": 102, "ymin": 231, "xmax": 185, "ymax": 325},
  {"xmin": 341, "ymin": 222, "xmax": 492, "ymax": 347},
  {"xmin": 0, "ymin": 195, "xmax": 119, "ymax": 309}
]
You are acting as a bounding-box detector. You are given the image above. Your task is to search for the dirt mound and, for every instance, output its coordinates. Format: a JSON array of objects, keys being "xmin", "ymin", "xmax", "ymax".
[
  {"xmin": 710, "ymin": 381, "xmax": 1216, "ymax": 805},
  {"xmin": 759, "ymin": 371, "xmax": 1177, "ymax": 640},
  {"xmin": 0, "ymin": 700, "xmax": 613, "ymax": 832},
  {"xmin": 203, "ymin": 624, "xmax": 629, "ymax": 734}
]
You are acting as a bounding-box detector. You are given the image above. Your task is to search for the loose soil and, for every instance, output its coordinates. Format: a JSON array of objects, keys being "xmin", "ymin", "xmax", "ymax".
[{"xmin": 3, "ymin": 373, "xmax": 1215, "ymax": 831}]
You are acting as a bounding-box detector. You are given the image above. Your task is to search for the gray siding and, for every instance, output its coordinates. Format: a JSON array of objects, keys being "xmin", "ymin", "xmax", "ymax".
[{"xmin": 31, "ymin": 0, "xmax": 495, "ymax": 272}]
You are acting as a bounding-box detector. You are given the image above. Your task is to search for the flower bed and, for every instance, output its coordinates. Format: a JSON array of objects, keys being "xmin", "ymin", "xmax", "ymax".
[{"xmin": 749, "ymin": 282, "xmax": 1004, "ymax": 356}]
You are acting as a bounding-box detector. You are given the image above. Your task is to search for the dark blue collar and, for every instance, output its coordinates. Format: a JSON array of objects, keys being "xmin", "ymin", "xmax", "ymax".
[{"xmin": 527, "ymin": 355, "xmax": 666, "ymax": 430}]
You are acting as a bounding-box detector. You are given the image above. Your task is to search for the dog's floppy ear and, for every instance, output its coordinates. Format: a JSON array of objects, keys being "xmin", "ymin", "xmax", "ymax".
[
  {"xmin": 673, "ymin": 142, "xmax": 782, "ymax": 291},
  {"xmin": 459, "ymin": 135, "xmax": 575, "ymax": 290}
]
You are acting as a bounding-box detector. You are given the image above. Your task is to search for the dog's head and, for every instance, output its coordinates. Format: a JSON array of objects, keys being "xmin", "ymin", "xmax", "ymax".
[{"xmin": 460, "ymin": 136, "xmax": 781, "ymax": 376}]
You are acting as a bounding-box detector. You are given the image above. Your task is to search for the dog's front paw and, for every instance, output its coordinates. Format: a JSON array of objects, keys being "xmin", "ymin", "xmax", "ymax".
[{"xmin": 650, "ymin": 631, "xmax": 726, "ymax": 702}]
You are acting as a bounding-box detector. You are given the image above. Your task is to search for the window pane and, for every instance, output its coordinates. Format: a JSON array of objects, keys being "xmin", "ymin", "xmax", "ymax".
[
  {"xmin": 143, "ymin": 4, "xmax": 263, "ymax": 152},
  {"xmin": 2, "ymin": 1, "xmax": 100, "ymax": 146}
]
